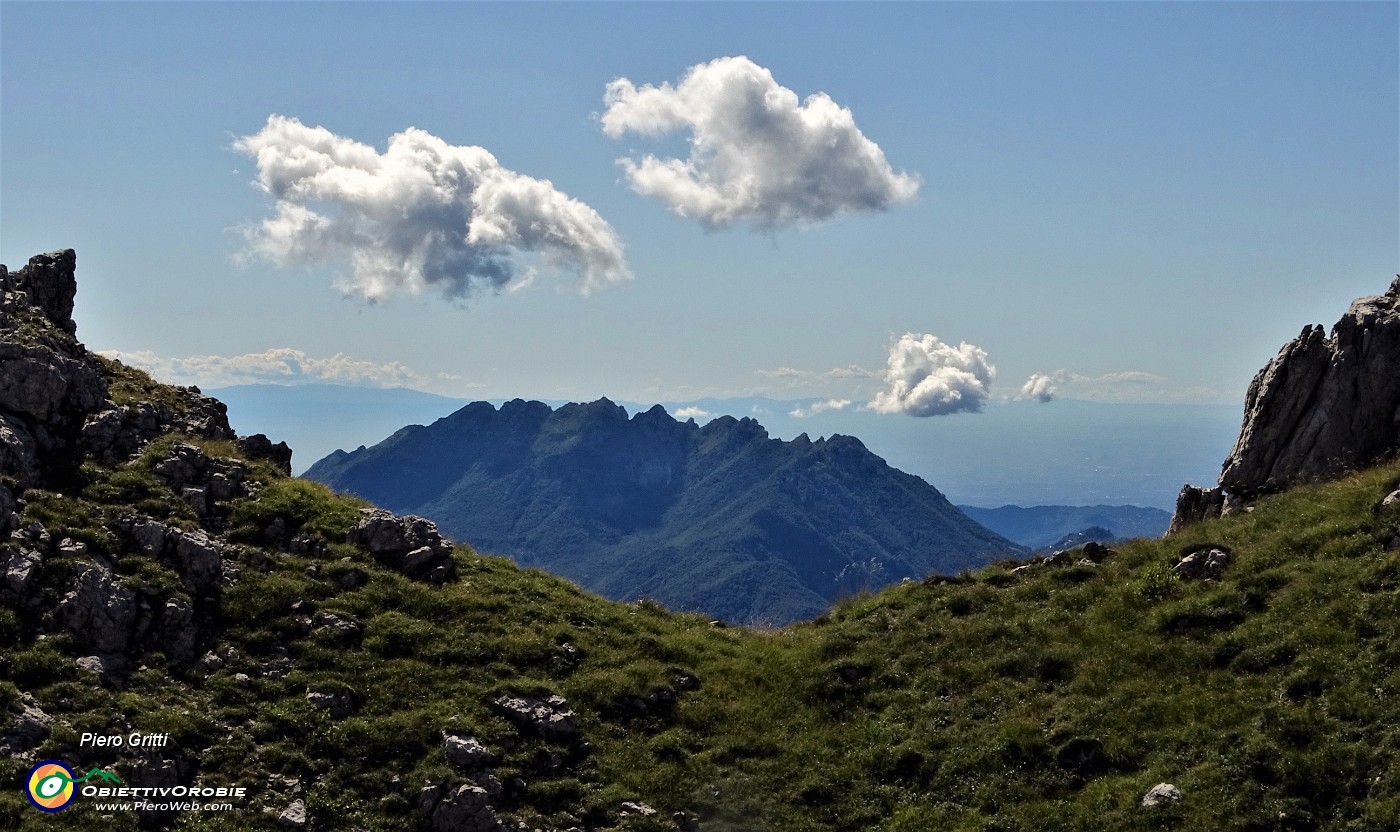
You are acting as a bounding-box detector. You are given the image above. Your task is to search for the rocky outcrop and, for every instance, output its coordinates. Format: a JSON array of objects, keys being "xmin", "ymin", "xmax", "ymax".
[
  {"xmin": 1172, "ymin": 544, "xmax": 1231, "ymax": 581},
  {"xmin": 348, "ymin": 508, "xmax": 457, "ymax": 584},
  {"xmin": 121, "ymin": 515, "xmax": 227, "ymax": 596},
  {"xmin": 0, "ymin": 251, "xmax": 108, "ymax": 485},
  {"xmin": 491, "ymin": 694, "xmax": 580, "ymax": 739},
  {"xmin": 418, "ymin": 782, "xmax": 501, "ymax": 832},
  {"xmin": 0, "ymin": 249, "xmax": 238, "ymax": 486},
  {"xmin": 1172, "ymin": 277, "xmax": 1400, "ymax": 531}
]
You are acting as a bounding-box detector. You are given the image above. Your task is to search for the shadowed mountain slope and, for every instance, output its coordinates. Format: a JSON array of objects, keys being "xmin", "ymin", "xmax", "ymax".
[{"xmin": 306, "ymin": 399, "xmax": 1023, "ymax": 624}]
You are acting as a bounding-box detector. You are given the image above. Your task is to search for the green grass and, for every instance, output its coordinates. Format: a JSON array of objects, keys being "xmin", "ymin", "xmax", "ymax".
[{"xmin": 6, "ymin": 425, "xmax": 1400, "ymax": 830}]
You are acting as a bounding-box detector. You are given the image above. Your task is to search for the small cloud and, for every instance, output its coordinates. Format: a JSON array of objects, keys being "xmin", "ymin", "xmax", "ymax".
[
  {"xmin": 1017, "ymin": 368, "xmax": 1166, "ymax": 402},
  {"xmin": 1018, "ymin": 371, "xmax": 1059, "ymax": 403},
  {"xmin": 674, "ymin": 406, "xmax": 715, "ymax": 422},
  {"xmin": 755, "ymin": 366, "xmax": 813, "ymax": 379},
  {"xmin": 234, "ymin": 115, "xmax": 628, "ymax": 304},
  {"xmin": 601, "ymin": 56, "xmax": 919, "ymax": 230},
  {"xmin": 98, "ymin": 347, "xmax": 450, "ymax": 391},
  {"xmin": 789, "ymin": 398, "xmax": 852, "ymax": 418},
  {"xmin": 826, "ymin": 364, "xmax": 876, "ymax": 379},
  {"xmin": 869, "ymin": 333, "xmax": 995, "ymax": 417}
]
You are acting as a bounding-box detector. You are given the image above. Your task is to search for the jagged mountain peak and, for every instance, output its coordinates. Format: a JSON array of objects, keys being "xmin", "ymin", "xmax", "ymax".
[{"xmin": 306, "ymin": 397, "xmax": 1022, "ymax": 624}]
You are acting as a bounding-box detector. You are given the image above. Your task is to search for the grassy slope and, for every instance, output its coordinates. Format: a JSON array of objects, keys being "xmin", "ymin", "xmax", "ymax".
[{"xmin": 4, "ymin": 417, "xmax": 1400, "ymax": 830}]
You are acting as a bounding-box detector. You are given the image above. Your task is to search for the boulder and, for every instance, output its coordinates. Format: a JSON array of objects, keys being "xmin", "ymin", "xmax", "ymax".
[
  {"xmin": 348, "ymin": 509, "xmax": 456, "ymax": 583},
  {"xmin": 306, "ymin": 689, "xmax": 357, "ymax": 719},
  {"xmin": 237, "ymin": 433, "xmax": 293, "ymax": 476},
  {"xmin": 418, "ymin": 782, "xmax": 500, "ymax": 832},
  {"xmin": 277, "ymin": 799, "xmax": 307, "ymax": 828},
  {"xmin": 1172, "ymin": 546, "xmax": 1231, "ymax": 581},
  {"xmin": 444, "ymin": 734, "xmax": 494, "ymax": 771},
  {"xmin": 1, "ymin": 545, "xmax": 43, "ymax": 602},
  {"xmin": 491, "ymin": 694, "xmax": 580, "ymax": 739},
  {"xmin": 0, "ymin": 693, "xmax": 52, "ymax": 757},
  {"xmin": 1141, "ymin": 782, "xmax": 1182, "ymax": 808}
]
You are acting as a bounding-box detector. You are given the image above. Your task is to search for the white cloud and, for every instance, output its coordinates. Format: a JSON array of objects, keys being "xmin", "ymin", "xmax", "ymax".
[
  {"xmin": 826, "ymin": 365, "xmax": 877, "ymax": 379},
  {"xmin": 789, "ymin": 398, "xmax": 853, "ymax": 418},
  {"xmin": 1017, "ymin": 368, "xmax": 1165, "ymax": 402},
  {"xmin": 601, "ymin": 56, "xmax": 919, "ymax": 230},
  {"xmin": 870, "ymin": 333, "xmax": 995, "ymax": 417},
  {"xmin": 235, "ymin": 115, "xmax": 628, "ymax": 302},
  {"xmin": 755, "ymin": 366, "xmax": 811, "ymax": 379},
  {"xmin": 1019, "ymin": 372, "xmax": 1058, "ymax": 403},
  {"xmin": 673, "ymin": 406, "xmax": 715, "ymax": 422},
  {"xmin": 98, "ymin": 347, "xmax": 448, "ymax": 391}
]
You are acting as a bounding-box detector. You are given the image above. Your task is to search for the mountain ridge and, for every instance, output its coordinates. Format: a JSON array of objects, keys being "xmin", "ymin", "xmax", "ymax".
[{"xmin": 306, "ymin": 397, "xmax": 1023, "ymax": 624}]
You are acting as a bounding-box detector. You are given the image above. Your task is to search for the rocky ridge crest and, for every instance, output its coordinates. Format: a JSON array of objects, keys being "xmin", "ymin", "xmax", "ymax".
[
  {"xmin": 0, "ymin": 250, "xmax": 455, "ymax": 678},
  {"xmin": 1171, "ymin": 276, "xmax": 1400, "ymax": 531}
]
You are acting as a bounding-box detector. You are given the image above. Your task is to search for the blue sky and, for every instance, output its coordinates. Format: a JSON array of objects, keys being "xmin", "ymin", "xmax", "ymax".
[{"xmin": 3, "ymin": 2, "xmax": 1396, "ymax": 411}]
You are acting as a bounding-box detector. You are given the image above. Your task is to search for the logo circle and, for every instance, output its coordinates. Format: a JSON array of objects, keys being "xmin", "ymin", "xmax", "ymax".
[{"xmin": 26, "ymin": 760, "xmax": 76, "ymax": 812}]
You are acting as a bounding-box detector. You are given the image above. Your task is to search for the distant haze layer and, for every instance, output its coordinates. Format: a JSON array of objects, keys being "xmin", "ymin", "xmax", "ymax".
[{"xmin": 211, "ymin": 384, "xmax": 1239, "ymax": 509}]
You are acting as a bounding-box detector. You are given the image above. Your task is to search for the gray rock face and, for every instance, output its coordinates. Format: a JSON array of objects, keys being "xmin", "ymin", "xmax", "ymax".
[
  {"xmin": 59, "ymin": 559, "xmax": 138, "ymax": 655},
  {"xmin": 2, "ymin": 250, "xmax": 78, "ymax": 334},
  {"xmin": 124, "ymin": 516, "xmax": 226, "ymax": 595},
  {"xmin": 419, "ymin": 782, "xmax": 501, "ymax": 832},
  {"xmin": 348, "ymin": 509, "xmax": 456, "ymax": 583},
  {"xmin": 1172, "ymin": 277, "xmax": 1400, "ymax": 531},
  {"xmin": 1223, "ymin": 279, "xmax": 1400, "ymax": 496}
]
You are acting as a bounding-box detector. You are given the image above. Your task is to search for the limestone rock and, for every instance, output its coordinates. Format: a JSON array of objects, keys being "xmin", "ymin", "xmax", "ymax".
[
  {"xmin": 348, "ymin": 509, "xmax": 456, "ymax": 583},
  {"xmin": 1172, "ymin": 546, "xmax": 1231, "ymax": 581},
  {"xmin": 0, "ymin": 693, "xmax": 52, "ymax": 758},
  {"xmin": 1224, "ymin": 278, "xmax": 1400, "ymax": 497},
  {"xmin": 444, "ymin": 734, "xmax": 494, "ymax": 771},
  {"xmin": 418, "ymin": 782, "xmax": 501, "ymax": 832},
  {"xmin": 59, "ymin": 559, "xmax": 137, "ymax": 655},
  {"xmin": 491, "ymin": 694, "xmax": 580, "ymax": 739},
  {"xmin": 2, "ymin": 250, "xmax": 78, "ymax": 333},
  {"xmin": 155, "ymin": 598, "xmax": 198, "ymax": 663},
  {"xmin": 277, "ymin": 799, "xmax": 307, "ymax": 828},
  {"xmin": 1, "ymin": 545, "xmax": 43, "ymax": 603},
  {"xmin": 1141, "ymin": 782, "xmax": 1181, "ymax": 808},
  {"xmin": 1171, "ymin": 278, "xmax": 1400, "ymax": 531},
  {"xmin": 306, "ymin": 689, "xmax": 357, "ymax": 719},
  {"xmin": 237, "ymin": 433, "xmax": 293, "ymax": 476},
  {"xmin": 124, "ymin": 516, "xmax": 225, "ymax": 595}
]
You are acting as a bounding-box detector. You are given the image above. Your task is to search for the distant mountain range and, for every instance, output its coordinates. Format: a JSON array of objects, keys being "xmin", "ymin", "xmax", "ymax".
[
  {"xmin": 213, "ymin": 383, "xmax": 1241, "ymax": 508},
  {"xmin": 956, "ymin": 504, "xmax": 1172, "ymax": 549},
  {"xmin": 305, "ymin": 398, "xmax": 1024, "ymax": 624}
]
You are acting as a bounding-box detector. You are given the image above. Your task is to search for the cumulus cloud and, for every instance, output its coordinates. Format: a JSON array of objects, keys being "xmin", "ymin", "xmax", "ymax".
[
  {"xmin": 673, "ymin": 406, "xmax": 715, "ymax": 421},
  {"xmin": 601, "ymin": 56, "xmax": 919, "ymax": 230},
  {"xmin": 234, "ymin": 115, "xmax": 628, "ymax": 302},
  {"xmin": 1019, "ymin": 372, "xmax": 1059, "ymax": 403},
  {"xmin": 98, "ymin": 347, "xmax": 446, "ymax": 390},
  {"xmin": 789, "ymin": 398, "xmax": 852, "ymax": 418},
  {"xmin": 869, "ymin": 334, "xmax": 995, "ymax": 417}
]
